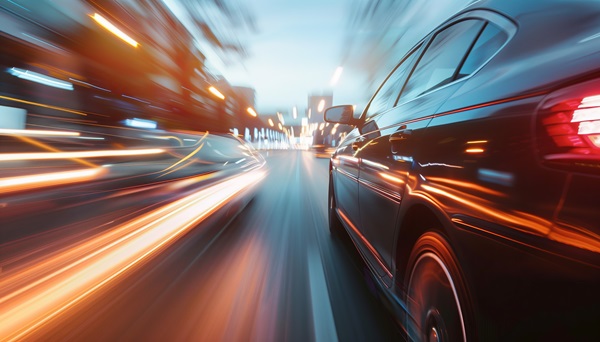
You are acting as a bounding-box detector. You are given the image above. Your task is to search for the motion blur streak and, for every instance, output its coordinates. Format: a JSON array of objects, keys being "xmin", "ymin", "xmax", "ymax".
[
  {"xmin": 0, "ymin": 129, "xmax": 79, "ymax": 137},
  {"xmin": 0, "ymin": 148, "xmax": 165, "ymax": 162},
  {"xmin": 91, "ymin": 13, "xmax": 139, "ymax": 48},
  {"xmin": 0, "ymin": 168, "xmax": 266, "ymax": 341},
  {"xmin": 0, "ymin": 168, "xmax": 106, "ymax": 193},
  {"xmin": 0, "ymin": 96, "xmax": 87, "ymax": 116},
  {"xmin": 13, "ymin": 136, "xmax": 97, "ymax": 168}
]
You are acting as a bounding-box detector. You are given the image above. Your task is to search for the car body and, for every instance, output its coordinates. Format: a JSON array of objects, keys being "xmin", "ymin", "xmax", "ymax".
[{"xmin": 325, "ymin": 0, "xmax": 600, "ymax": 340}]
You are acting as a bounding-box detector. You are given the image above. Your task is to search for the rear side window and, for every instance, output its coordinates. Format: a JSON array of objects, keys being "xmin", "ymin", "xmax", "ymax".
[
  {"xmin": 400, "ymin": 19, "xmax": 485, "ymax": 102},
  {"xmin": 459, "ymin": 22, "xmax": 508, "ymax": 76},
  {"xmin": 365, "ymin": 46, "xmax": 421, "ymax": 118}
]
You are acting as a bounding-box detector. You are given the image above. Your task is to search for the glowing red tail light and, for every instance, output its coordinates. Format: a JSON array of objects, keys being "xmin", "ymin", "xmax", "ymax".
[{"xmin": 537, "ymin": 79, "xmax": 600, "ymax": 172}]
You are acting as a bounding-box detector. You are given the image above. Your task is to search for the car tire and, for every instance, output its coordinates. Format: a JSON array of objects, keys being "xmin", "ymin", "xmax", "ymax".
[
  {"xmin": 328, "ymin": 175, "xmax": 344, "ymax": 236},
  {"xmin": 405, "ymin": 232, "xmax": 471, "ymax": 342}
]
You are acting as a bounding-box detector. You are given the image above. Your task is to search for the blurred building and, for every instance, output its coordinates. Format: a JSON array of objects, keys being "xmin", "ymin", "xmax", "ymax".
[{"xmin": 0, "ymin": 0, "xmax": 256, "ymax": 135}]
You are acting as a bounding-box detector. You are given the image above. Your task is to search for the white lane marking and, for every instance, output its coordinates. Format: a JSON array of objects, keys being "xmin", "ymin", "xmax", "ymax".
[{"xmin": 308, "ymin": 245, "xmax": 338, "ymax": 342}]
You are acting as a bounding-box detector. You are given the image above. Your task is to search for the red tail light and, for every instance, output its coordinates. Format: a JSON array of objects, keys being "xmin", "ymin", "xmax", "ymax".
[{"xmin": 537, "ymin": 79, "xmax": 600, "ymax": 172}]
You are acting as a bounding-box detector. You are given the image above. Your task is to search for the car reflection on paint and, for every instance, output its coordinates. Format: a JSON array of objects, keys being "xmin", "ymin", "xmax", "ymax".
[{"xmin": 325, "ymin": 0, "xmax": 600, "ymax": 340}]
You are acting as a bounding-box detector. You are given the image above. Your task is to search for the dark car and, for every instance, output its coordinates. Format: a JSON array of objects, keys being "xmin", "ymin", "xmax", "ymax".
[{"xmin": 325, "ymin": 0, "xmax": 600, "ymax": 340}]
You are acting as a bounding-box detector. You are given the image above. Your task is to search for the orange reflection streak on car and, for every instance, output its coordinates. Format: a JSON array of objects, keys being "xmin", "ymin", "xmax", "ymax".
[
  {"xmin": 420, "ymin": 184, "xmax": 552, "ymax": 236},
  {"xmin": 425, "ymin": 176, "xmax": 508, "ymax": 198},
  {"xmin": 378, "ymin": 172, "xmax": 405, "ymax": 184},
  {"xmin": 0, "ymin": 169, "xmax": 266, "ymax": 341},
  {"xmin": 0, "ymin": 168, "xmax": 106, "ymax": 194}
]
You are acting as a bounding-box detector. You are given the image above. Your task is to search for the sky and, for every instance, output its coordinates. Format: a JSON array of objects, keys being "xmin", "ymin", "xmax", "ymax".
[
  {"xmin": 219, "ymin": 0, "xmax": 361, "ymax": 115},
  {"xmin": 163, "ymin": 0, "xmax": 472, "ymax": 117}
]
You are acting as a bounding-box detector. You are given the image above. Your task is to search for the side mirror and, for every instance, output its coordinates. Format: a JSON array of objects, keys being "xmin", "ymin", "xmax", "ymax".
[{"xmin": 324, "ymin": 105, "xmax": 358, "ymax": 126}]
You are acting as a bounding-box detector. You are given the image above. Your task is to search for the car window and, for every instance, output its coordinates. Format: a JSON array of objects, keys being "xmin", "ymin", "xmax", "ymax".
[
  {"xmin": 458, "ymin": 22, "xmax": 508, "ymax": 76},
  {"xmin": 399, "ymin": 19, "xmax": 485, "ymax": 102},
  {"xmin": 364, "ymin": 46, "xmax": 421, "ymax": 118}
]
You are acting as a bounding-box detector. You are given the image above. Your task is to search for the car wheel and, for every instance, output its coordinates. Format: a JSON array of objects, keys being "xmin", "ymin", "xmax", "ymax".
[
  {"xmin": 406, "ymin": 232, "xmax": 470, "ymax": 342},
  {"xmin": 328, "ymin": 175, "xmax": 344, "ymax": 236}
]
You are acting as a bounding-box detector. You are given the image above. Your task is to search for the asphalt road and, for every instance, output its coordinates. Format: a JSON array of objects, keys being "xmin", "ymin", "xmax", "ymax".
[{"xmin": 2, "ymin": 150, "xmax": 403, "ymax": 341}]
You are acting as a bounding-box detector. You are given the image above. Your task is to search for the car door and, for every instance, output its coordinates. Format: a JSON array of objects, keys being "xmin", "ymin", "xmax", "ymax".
[
  {"xmin": 356, "ymin": 18, "xmax": 488, "ymax": 284},
  {"xmin": 331, "ymin": 45, "xmax": 422, "ymax": 235}
]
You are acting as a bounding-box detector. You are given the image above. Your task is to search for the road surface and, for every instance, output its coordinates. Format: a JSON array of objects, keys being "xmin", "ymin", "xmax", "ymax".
[{"xmin": 1, "ymin": 150, "xmax": 403, "ymax": 341}]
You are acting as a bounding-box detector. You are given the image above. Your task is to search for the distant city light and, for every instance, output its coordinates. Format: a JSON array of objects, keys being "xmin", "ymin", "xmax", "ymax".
[
  {"xmin": 208, "ymin": 86, "xmax": 225, "ymax": 100},
  {"xmin": 247, "ymin": 107, "xmax": 258, "ymax": 117},
  {"xmin": 318, "ymin": 99, "xmax": 325, "ymax": 112},
  {"xmin": 268, "ymin": 118, "xmax": 274, "ymax": 127},
  {"xmin": 124, "ymin": 118, "xmax": 157, "ymax": 129},
  {"xmin": 278, "ymin": 123, "xmax": 283, "ymax": 130},
  {"xmin": 8, "ymin": 68, "xmax": 73, "ymax": 90},
  {"xmin": 92, "ymin": 13, "xmax": 139, "ymax": 48},
  {"xmin": 330, "ymin": 66, "xmax": 343, "ymax": 86}
]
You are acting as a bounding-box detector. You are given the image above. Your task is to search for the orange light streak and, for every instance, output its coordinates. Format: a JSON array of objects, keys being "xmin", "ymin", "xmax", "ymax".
[
  {"xmin": 15, "ymin": 135, "xmax": 97, "ymax": 168},
  {"xmin": 0, "ymin": 168, "xmax": 266, "ymax": 340},
  {"xmin": 0, "ymin": 129, "xmax": 79, "ymax": 137},
  {"xmin": 0, "ymin": 168, "xmax": 106, "ymax": 193},
  {"xmin": 0, "ymin": 95, "xmax": 87, "ymax": 116},
  {"xmin": 208, "ymin": 86, "xmax": 225, "ymax": 100},
  {"xmin": 0, "ymin": 148, "xmax": 164, "ymax": 162},
  {"xmin": 92, "ymin": 13, "xmax": 139, "ymax": 47}
]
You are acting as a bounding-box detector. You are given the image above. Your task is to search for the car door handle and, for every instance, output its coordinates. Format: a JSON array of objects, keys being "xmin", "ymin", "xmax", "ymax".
[
  {"xmin": 352, "ymin": 137, "xmax": 366, "ymax": 150},
  {"xmin": 389, "ymin": 129, "xmax": 412, "ymax": 142}
]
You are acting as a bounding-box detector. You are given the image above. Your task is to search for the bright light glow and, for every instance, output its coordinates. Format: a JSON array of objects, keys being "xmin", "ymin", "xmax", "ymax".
[
  {"xmin": 0, "ymin": 168, "xmax": 105, "ymax": 193},
  {"xmin": 466, "ymin": 140, "xmax": 488, "ymax": 144},
  {"xmin": 331, "ymin": 127, "xmax": 337, "ymax": 135},
  {"xmin": 572, "ymin": 108, "xmax": 600, "ymax": 123},
  {"xmin": 466, "ymin": 148, "xmax": 485, "ymax": 154},
  {"xmin": 278, "ymin": 123, "xmax": 283, "ymax": 130},
  {"xmin": 268, "ymin": 118, "xmax": 274, "ymax": 127},
  {"xmin": 208, "ymin": 86, "xmax": 225, "ymax": 100},
  {"xmin": 0, "ymin": 148, "xmax": 165, "ymax": 162},
  {"xmin": 302, "ymin": 118, "xmax": 308, "ymax": 127},
  {"xmin": 247, "ymin": 107, "xmax": 257, "ymax": 117},
  {"xmin": 277, "ymin": 112, "xmax": 285, "ymax": 125},
  {"xmin": 317, "ymin": 99, "xmax": 326, "ymax": 113},
  {"xmin": 8, "ymin": 68, "xmax": 73, "ymax": 90},
  {"xmin": 308, "ymin": 108, "xmax": 312, "ymax": 119},
  {"xmin": 92, "ymin": 13, "xmax": 139, "ymax": 47},
  {"xmin": 0, "ymin": 129, "xmax": 79, "ymax": 137},
  {"xmin": 580, "ymin": 95, "xmax": 600, "ymax": 107},
  {"xmin": 0, "ymin": 168, "xmax": 266, "ymax": 340},
  {"xmin": 578, "ymin": 120, "xmax": 600, "ymax": 134},
  {"xmin": 330, "ymin": 66, "xmax": 343, "ymax": 86},
  {"xmin": 319, "ymin": 123, "xmax": 325, "ymax": 130},
  {"xmin": 124, "ymin": 118, "xmax": 157, "ymax": 129},
  {"xmin": 293, "ymin": 106, "xmax": 297, "ymax": 119}
]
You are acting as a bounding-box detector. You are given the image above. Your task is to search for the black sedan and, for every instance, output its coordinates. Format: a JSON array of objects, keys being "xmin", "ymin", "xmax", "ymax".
[{"xmin": 325, "ymin": 0, "xmax": 600, "ymax": 340}]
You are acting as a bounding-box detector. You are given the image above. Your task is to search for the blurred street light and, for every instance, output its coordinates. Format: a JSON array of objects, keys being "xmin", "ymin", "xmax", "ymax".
[
  {"xmin": 208, "ymin": 86, "xmax": 225, "ymax": 100},
  {"xmin": 247, "ymin": 107, "xmax": 258, "ymax": 117},
  {"xmin": 268, "ymin": 118, "xmax": 274, "ymax": 127},
  {"xmin": 92, "ymin": 13, "xmax": 139, "ymax": 48},
  {"xmin": 317, "ymin": 99, "xmax": 325, "ymax": 112}
]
